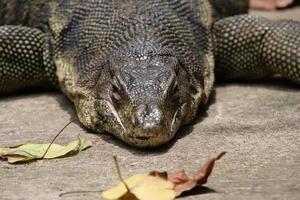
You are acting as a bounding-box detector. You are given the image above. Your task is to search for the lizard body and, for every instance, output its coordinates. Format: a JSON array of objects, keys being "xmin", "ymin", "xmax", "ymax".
[{"xmin": 0, "ymin": 0, "xmax": 299, "ymax": 147}]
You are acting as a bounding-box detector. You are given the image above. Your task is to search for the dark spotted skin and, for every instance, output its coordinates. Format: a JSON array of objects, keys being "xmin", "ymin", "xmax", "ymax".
[
  {"xmin": 0, "ymin": 0, "xmax": 53, "ymax": 29},
  {"xmin": 0, "ymin": 1, "xmax": 57, "ymax": 92},
  {"xmin": 0, "ymin": 0, "xmax": 299, "ymax": 147},
  {"xmin": 214, "ymin": 15, "xmax": 300, "ymax": 83},
  {"xmin": 0, "ymin": 26, "xmax": 57, "ymax": 92}
]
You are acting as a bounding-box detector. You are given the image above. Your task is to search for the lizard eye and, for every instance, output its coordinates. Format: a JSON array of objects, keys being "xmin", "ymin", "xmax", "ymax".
[
  {"xmin": 190, "ymin": 84, "xmax": 198, "ymax": 97},
  {"xmin": 112, "ymin": 89, "xmax": 121, "ymax": 102},
  {"xmin": 170, "ymin": 79, "xmax": 180, "ymax": 100},
  {"xmin": 172, "ymin": 79, "xmax": 178, "ymax": 93},
  {"xmin": 112, "ymin": 77, "xmax": 121, "ymax": 91},
  {"xmin": 112, "ymin": 78, "xmax": 122, "ymax": 102}
]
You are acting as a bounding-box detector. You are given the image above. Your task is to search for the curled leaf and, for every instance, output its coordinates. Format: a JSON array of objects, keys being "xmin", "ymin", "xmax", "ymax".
[
  {"xmin": 168, "ymin": 169, "xmax": 195, "ymax": 196},
  {"xmin": 0, "ymin": 134, "xmax": 92, "ymax": 164},
  {"xmin": 194, "ymin": 151, "xmax": 226, "ymax": 185},
  {"xmin": 168, "ymin": 152, "xmax": 226, "ymax": 196}
]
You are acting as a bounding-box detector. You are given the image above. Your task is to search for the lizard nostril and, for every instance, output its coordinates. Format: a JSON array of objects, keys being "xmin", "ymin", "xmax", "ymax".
[{"xmin": 135, "ymin": 103, "xmax": 162, "ymax": 131}]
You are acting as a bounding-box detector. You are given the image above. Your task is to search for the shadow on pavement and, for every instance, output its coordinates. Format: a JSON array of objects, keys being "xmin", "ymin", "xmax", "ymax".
[
  {"xmin": 216, "ymin": 76, "xmax": 299, "ymax": 91},
  {"xmin": 179, "ymin": 186, "xmax": 216, "ymax": 198}
]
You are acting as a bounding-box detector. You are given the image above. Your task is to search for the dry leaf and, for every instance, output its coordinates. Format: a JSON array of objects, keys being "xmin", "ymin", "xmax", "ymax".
[
  {"xmin": 168, "ymin": 152, "xmax": 226, "ymax": 196},
  {"xmin": 102, "ymin": 174, "xmax": 146, "ymax": 200},
  {"xmin": 102, "ymin": 173, "xmax": 176, "ymax": 200},
  {"xmin": 0, "ymin": 134, "xmax": 92, "ymax": 163},
  {"xmin": 102, "ymin": 152, "xmax": 225, "ymax": 200}
]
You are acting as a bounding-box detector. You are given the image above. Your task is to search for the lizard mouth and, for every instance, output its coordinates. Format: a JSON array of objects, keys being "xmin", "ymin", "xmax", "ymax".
[
  {"xmin": 125, "ymin": 106, "xmax": 182, "ymax": 147},
  {"xmin": 135, "ymin": 136, "xmax": 151, "ymax": 141},
  {"xmin": 102, "ymin": 99, "xmax": 183, "ymax": 147}
]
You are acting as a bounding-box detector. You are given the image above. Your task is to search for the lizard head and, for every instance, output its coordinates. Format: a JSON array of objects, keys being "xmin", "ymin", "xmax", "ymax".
[
  {"xmin": 75, "ymin": 46, "xmax": 208, "ymax": 148},
  {"xmin": 51, "ymin": 0, "xmax": 214, "ymax": 148}
]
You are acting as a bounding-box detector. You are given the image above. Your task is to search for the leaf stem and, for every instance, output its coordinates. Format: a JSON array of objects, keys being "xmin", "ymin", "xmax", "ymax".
[
  {"xmin": 113, "ymin": 156, "xmax": 130, "ymax": 191},
  {"xmin": 42, "ymin": 120, "xmax": 74, "ymax": 159},
  {"xmin": 59, "ymin": 190, "xmax": 102, "ymax": 197}
]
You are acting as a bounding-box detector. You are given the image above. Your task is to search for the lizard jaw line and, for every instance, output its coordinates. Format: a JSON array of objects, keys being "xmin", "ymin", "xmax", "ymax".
[
  {"xmin": 170, "ymin": 103, "xmax": 185, "ymax": 134},
  {"xmin": 105, "ymin": 99, "xmax": 127, "ymax": 133}
]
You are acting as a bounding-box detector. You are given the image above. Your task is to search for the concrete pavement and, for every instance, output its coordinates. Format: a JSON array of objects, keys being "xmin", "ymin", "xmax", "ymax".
[{"xmin": 1, "ymin": 7, "xmax": 300, "ymax": 200}]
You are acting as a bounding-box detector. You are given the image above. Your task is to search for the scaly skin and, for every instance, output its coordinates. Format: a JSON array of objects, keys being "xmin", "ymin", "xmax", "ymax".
[
  {"xmin": 0, "ymin": 0, "xmax": 56, "ymax": 30},
  {"xmin": 0, "ymin": 0, "xmax": 299, "ymax": 148}
]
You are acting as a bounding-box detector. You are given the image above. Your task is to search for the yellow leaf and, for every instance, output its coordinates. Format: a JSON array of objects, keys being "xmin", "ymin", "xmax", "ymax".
[
  {"xmin": 0, "ymin": 134, "xmax": 92, "ymax": 164},
  {"xmin": 131, "ymin": 176, "xmax": 175, "ymax": 200},
  {"xmin": 102, "ymin": 174, "xmax": 176, "ymax": 200},
  {"xmin": 102, "ymin": 174, "xmax": 146, "ymax": 200}
]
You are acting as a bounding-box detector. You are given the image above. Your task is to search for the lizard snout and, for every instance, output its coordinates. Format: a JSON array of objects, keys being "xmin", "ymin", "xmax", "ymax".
[{"xmin": 134, "ymin": 103, "xmax": 163, "ymax": 132}]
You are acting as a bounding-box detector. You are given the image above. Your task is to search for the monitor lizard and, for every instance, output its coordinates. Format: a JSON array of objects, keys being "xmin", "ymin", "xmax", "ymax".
[{"xmin": 0, "ymin": 0, "xmax": 299, "ymax": 147}]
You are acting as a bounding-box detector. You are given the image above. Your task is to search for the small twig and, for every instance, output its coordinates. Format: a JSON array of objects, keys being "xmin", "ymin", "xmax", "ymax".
[
  {"xmin": 59, "ymin": 190, "xmax": 102, "ymax": 197},
  {"xmin": 59, "ymin": 157, "xmax": 128, "ymax": 198},
  {"xmin": 42, "ymin": 120, "xmax": 74, "ymax": 159},
  {"xmin": 113, "ymin": 156, "xmax": 130, "ymax": 191}
]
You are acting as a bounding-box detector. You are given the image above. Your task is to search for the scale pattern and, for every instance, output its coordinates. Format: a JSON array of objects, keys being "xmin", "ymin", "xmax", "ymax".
[
  {"xmin": 48, "ymin": 0, "xmax": 215, "ymax": 147},
  {"xmin": 262, "ymin": 19, "xmax": 300, "ymax": 83},
  {"xmin": 213, "ymin": 15, "xmax": 300, "ymax": 84},
  {"xmin": 0, "ymin": 0, "xmax": 53, "ymax": 31},
  {"xmin": 0, "ymin": 26, "xmax": 56, "ymax": 92},
  {"xmin": 52, "ymin": 0, "xmax": 213, "ymax": 91}
]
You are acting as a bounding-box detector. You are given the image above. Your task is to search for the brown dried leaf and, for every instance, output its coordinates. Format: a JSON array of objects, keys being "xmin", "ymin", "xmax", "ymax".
[
  {"xmin": 149, "ymin": 171, "xmax": 168, "ymax": 180},
  {"xmin": 168, "ymin": 169, "xmax": 195, "ymax": 196},
  {"xmin": 168, "ymin": 152, "xmax": 226, "ymax": 196},
  {"xmin": 194, "ymin": 152, "xmax": 226, "ymax": 185}
]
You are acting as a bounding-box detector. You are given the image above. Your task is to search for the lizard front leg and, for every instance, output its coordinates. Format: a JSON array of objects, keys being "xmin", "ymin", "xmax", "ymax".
[
  {"xmin": 213, "ymin": 15, "xmax": 300, "ymax": 84},
  {"xmin": 0, "ymin": 25, "xmax": 57, "ymax": 93}
]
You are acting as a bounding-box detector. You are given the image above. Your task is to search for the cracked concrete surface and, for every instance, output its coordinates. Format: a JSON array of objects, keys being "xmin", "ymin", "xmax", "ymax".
[{"xmin": 1, "ymin": 7, "xmax": 300, "ymax": 200}]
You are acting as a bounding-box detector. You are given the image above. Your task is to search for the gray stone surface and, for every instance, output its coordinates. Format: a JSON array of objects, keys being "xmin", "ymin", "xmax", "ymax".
[{"xmin": 1, "ymin": 8, "xmax": 300, "ymax": 200}]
